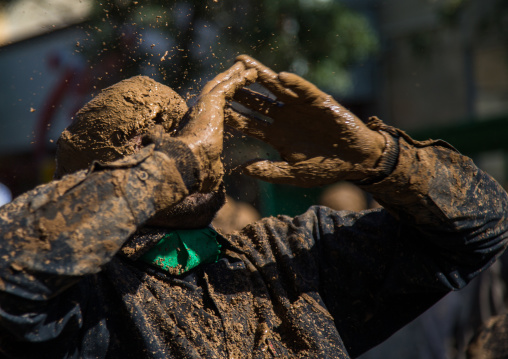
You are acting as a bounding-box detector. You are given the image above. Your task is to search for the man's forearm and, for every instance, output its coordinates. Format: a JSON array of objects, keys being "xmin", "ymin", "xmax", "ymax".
[{"xmin": 0, "ymin": 145, "xmax": 193, "ymax": 300}]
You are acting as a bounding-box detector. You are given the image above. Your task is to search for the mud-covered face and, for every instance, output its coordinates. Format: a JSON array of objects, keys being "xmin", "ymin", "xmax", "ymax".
[{"xmin": 54, "ymin": 75, "xmax": 188, "ymax": 178}]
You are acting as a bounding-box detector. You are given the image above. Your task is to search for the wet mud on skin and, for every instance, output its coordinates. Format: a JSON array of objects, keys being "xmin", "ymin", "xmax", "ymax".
[{"xmin": 174, "ymin": 62, "xmax": 257, "ymax": 193}]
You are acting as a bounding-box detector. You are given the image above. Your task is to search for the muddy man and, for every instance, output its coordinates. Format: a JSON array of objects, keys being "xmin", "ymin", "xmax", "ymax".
[{"xmin": 0, "ymin": 56, "xmax": 507, "ymax": 359}]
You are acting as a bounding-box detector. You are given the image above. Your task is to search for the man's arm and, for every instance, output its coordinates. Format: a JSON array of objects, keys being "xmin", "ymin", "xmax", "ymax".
[
  {"xmin": 325, "ymin": 129, "xmax": 508, "ymax": 355},
  {"xmin": 0, "ymin": 63, "xmax": 256, "ymax": 356},
  {"xmin": 0, "ymin": 63, "xmax": 257, "ymax": 302},
  {"xmin": 0, "ymin": 143, "xmax": 193, "ymax": 301},
  {"xmin": 226, "ymin": 56, "xmax": 508, "ymax": 356}
]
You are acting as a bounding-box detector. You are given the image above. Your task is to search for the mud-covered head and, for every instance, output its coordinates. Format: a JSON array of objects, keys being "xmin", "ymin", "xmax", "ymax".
[{"xmin": 54, "ymin": 75, "xmax": 188, "ymax": 179}]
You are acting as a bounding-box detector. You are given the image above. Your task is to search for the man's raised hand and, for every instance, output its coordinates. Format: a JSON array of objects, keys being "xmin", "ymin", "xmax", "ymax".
[
  {"xmin": 226, "ymin": 55, "xmax": 388, "ymax": 187},
  {"xmin": 176, "ymin": 62, "xmax": 257, "ymax": 192}
]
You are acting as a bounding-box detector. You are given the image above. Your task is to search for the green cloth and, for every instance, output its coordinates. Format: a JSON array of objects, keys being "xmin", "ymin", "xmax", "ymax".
[{"xmin": 139, "ymin": 227, "xmax": 222, "ymax": 275}]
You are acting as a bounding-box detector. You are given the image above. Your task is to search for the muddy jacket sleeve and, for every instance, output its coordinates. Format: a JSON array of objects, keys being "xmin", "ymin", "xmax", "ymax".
[
  {"xmin": 0, "ymin": 142, "xmax": 198, "ymax": 302},
  {"xmin": 343, "ymin": 130, "xmax": 508, "ymax": 355},
  {"xmin": 233, "ymin": 127, "xmax": 508, "ymax": 357}
]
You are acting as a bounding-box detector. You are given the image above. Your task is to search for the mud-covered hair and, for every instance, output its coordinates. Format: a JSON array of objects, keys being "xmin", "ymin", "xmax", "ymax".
[{"xmin": 54, "ymin": 75, "xmax": 188, "ymax": 179}]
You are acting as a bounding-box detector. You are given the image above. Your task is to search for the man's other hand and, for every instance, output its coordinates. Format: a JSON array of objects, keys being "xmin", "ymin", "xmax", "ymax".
[
  {"xmin": 175, "ymin": 62, "xmax": 257, "ymax": 192},
  {"xmin": 226, "ymin": 55, "xmax": 388, "ymax": 187}
]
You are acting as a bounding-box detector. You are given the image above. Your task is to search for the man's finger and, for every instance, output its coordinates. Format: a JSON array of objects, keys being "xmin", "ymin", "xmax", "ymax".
[
  {"xmin": 210, "ymin": 69, "xmax": 257, "ymax": 100},
  {"xmin": 201, "ymin": 61, "xmax": 246, "ymax": 96},
  {"xmin": 178, "ymin": 69, "xmax": 256, "ymax": 139},
  {"xmin": 242, "ymin": 160, "xmax": 300, "ymax": 185},
  {"xmin": 277, "ymin": 72, "xmax": 325, "ymax": 102},
  {"xmin": 233, "ymin": 88, "xmax": 282, "ymax": 118},
  {"xmin": 243, "ymin": 159, "xmax": 344, "ymax": 187},
  {"xmin": 225, "ymin": 107, "xmax": 270, "ymax": 142},
  {"xmin": 235, "ymin": 55, "xmax": 298, "ymax": 102}
]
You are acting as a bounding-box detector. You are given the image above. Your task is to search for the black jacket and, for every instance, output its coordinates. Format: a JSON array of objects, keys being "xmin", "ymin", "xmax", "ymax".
[{"xmin": 0, "ymin": 132, "xmax": 507, "ymax": 358}]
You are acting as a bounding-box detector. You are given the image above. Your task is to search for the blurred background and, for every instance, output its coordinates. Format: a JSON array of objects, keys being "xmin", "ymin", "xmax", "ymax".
[{"xmin": 0, "ymin": 0, "xmax": 508, "ymax": 357}]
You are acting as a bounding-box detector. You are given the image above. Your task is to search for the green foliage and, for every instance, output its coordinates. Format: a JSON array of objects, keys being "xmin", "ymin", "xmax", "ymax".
[{"xmin": 83, "ymin": 0, "xmax": 378, "ymax": 95}]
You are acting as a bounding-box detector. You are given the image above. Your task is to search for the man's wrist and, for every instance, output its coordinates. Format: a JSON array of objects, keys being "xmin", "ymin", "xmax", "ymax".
[{"xmin": 352, "ymin": 131, "xmax": 399, "ymax": 186}]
